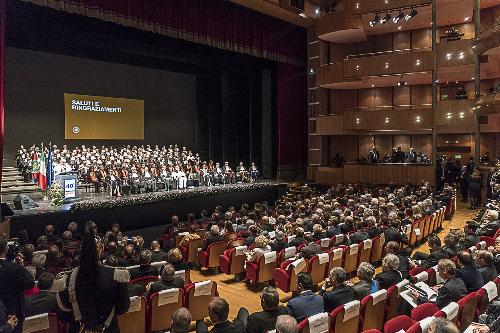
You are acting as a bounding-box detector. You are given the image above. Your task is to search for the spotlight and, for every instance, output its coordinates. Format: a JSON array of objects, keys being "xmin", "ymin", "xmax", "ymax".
[
  {"xmin": 405, "ymin": 7, "xmax": 417, "ymax": 21},
  {"xmin": 397, "ymin": 80, "xmax": 407, "ymax": 87},
  {"xmin": 380, "ymin": 12, "xmax": 391, "ymax": 24},
  {"xmin": 370, "ymin": 13, "xmax": 380, "ymax": 27},
  {"xmin": 393, "ymin": 10, "xmax": 404, "ymax": 23}
]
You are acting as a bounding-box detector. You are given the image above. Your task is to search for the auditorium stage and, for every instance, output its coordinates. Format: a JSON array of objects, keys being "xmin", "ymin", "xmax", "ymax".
[{"xmin": 6, "ymin": 182, "xmax": 288, "ymax": 238}]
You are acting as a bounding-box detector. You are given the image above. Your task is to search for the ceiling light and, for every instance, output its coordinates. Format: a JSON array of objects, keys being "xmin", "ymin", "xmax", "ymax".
[
  {"xmin": 355, "ymin": 3, "xmax": 359, "ymax": 9},
  {"xmin": 299, "ymin": 12, "xmax": 307, "ymax": 18},
  {"xmin": 464, "ymin": 17, "xmax": 470, "ymax": 21},
  {"xmin": 393, "ymin": 10, "xmax": 404, "ymax": 23},
  {"xmin": 446, "ymin": 113, "xmax": 452, "ymax": 119},
  {"xmin": 371, "ymin": 84, "xmax": 375, "ymax": 87},
  {"xmin": 380, "ymin": 13, "xmax": 391, "ymax": 24},
  {"xmin": 458, "ymin": 52, "xmax": 464, "ymax": 59},
  {"xmin": 370, "ymin": 13, "xmax": 380, "ymax": 27},
  {"xmin": 446, "ymin": 53, "xmax": 452, "ymax": 60},
  {"xmin": 405, "ymin": 7, "xmax": 417, "ymax": 21},
  {"xmin": 471, "ymin": 77, "xmax": 475, "ymax": 80},
  {"xmin": 398, "ymin": 26, "xmax": 402, "ymax": 30},
  {"xmin": 436, "ymin": 80, "xmax": 439, "ymax": 83},
  {"xmin": 356, "ymin": 65, "xmax": 360, "ymax": 71},
  {"xmin": 385, "ymin": 62, "xmax": 389, "ymax": 69},
  {"xmin": 472, "ymin": 45, "xmax": 476, "ymax": 49},
  {"xmin": 397, "ymin": 79, "xmax": 407, "ymax": 86},
  {"xmin": 315, "ymin": 9, "xmax": 319, "ymax": 14},
  {"xmin": 416, "ymin": 116, "xmax": 421, "ymax": 123},
  {"xmin": 416, "ymin": 59, "xmax": 421, "ymax": 66},
  {"xmin": 309, "ymin": 68, "xmax": 314, "ymax": 74},
  {"xmin": 459, "ymin": 112, "xmax": 465, "ymax": 118},
  {"xmin": 385, "ymin": 0, "xmax": 388, "ymax": 4},
  {"xmin": 385, "ymin": 117, "xmax": 390, "ymax": 123},
  {"xmin": 356, "ymin": 118, "xmax": 360, "ymax": 124}
]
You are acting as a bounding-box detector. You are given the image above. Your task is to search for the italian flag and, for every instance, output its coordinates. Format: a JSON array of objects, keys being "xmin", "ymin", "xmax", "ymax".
[{"xmin": 39, "ymin": 149, "xmax": 48, "ymax": 190}]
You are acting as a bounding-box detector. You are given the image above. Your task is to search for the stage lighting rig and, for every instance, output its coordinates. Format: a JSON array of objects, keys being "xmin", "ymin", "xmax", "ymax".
[
  {"xmin": 369, "ymin": 13, "xmax": 380, "ymax": 27},
  {"xmin": 393, "ymin": 10, "xmax": 404, "ymax": 23},
  {"xmin": 380, "ymin": 12, "xmax": 391, "ymax": 24},
  {"xmin": 405, "ymin": 7, "xmax": 417, "ymax": 21}
]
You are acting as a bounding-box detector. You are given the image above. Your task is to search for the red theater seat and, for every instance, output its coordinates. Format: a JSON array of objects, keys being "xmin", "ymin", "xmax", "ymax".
[
  {"xmin": 358, "ymin": 289, "xmax": 387, "ymax": 332},
  {"xmin": 219, "ymin": 246, "xmax": 247, "ymax": 276},
  {"xmin": 148, "ymin": 289, "xmax": 183, "ymax": 332},
  {"xmin": 411, "ymin": 303, "xmax": 439, "ymax": 322},
  {"xmin": 118, "ymin": 296, "xmax": 146, "ymax": 333},
  {"xmin": 226, "ymin": 238, "xmax": 245, "ymax": 248},
  {"xmin": 370, "ymin": 235, "xmax": 384, "ymax": 264},
  {"xmin": 297, "ymin": 312, "xmax": 329, "ymax": 333},
  {"xmin": 457, "ymin": 292, "xmax": 478, "ymax": 331},
  {"xmin": 129, "ymin": 276, "xmax": 159, "ymax": 290},
  {"xmin": 184, "ymin": 281, "xmax": 218, "ymax": 321},
  {"xmin": 308, "ymin": 253, "xmax": 329, "ymax": 286},
  {"xmin": 275, "ymin": 258, "xmax": 307, "ymax": 293},
  {"xmin": 245, "ymin": 251, "xmax": 277, "ymax": 284},
  {"xmin": 179, "ymin": 238, "xmax": 203, "ymax": 264},
  {"xmin": 198, "ymin": 241, "xmax": 226, "ymax": 270},
  {"xmin": 329, "ymin": 300, "xmax": 360, "ymax": 333},
  {"xmin": 384, "ymin": 315, "xmax": 416, "ymax": 333}
]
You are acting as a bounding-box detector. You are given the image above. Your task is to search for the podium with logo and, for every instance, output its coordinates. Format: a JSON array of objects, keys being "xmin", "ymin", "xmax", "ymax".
[{"xmin": 55, "ymin": 174, "xmax": 78, "ymax": 201}]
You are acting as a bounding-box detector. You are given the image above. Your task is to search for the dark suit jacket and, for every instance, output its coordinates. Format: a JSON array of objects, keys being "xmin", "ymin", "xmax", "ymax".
[
  {"xmin": 443, "ymin": 246, "xmax": 458, "ymax": 258},
  {"xmin": 375, "ymin": 269, "xmax": 402, "ymax": 290},
  {"xmin": 0, "ymin": 259, "xmax": 35, "ymax": 320},
  {"xmin": 299, "ymin": 244, "xmax": 321, "ymax": 259},
  {"xmin": 207, "ymin": 319, "xmax": 245, "ymax": 333},
  {"xmin": 384, "ymin": 228, "xmax": 406, "ymax": 244},
  {"xmin": 320, "ymin": 284, "xmax": 356, "ymax": 312},
  {"xmin": 270, "ymin": 240, "xmax": 288, "ymax": 253},
  {"xmin": 456, "ymin": 265, "xmax": 484, "ymax": 293},
  {"xmin": 326, "ymin": 227, "xmax": 341, "ymax": 238},
  {"xmin": 366, "ymin": 227, "xmax": 381, "ymax": 238},
  {"xmin": 397, "ymin": 253, "xmax": 410, "ymax": 279},
  {"xmin": 0, "ymin": 300, "xmax": 14, "ymax": 333},
  {"xmin": 203, "ymin": 234, "xmax": 224, "ymax": 251},
  {"xmin": 286, "ymin": 290, "xmax": 324, "ymax": 322},
  {"xmin": 25, "ymin": 290, "xmax": 57, "ymax": 317},
  {"xmin": 127, "ymin": 284, "xmax": 145, "ymax": 297},
  {"xmin": 353, "ymin": 280, "xmax": 372, "ymax": 300},
  {"xmin": 418, "ymin": 276, "xmax": 467, "ymax": 308},
  {"xmin": 479, "ymin": 265, "xmax": 498, "ymax": 284},
  {"xmin": 129, "ymin": 265, "xmax": 159, "ymax": 280},
  {"xmin": 288, "ymin": 237, "xmax": 304, "ymax": 248},
  {"xmin": 460, "ymin": 234, "xmax": 479, "ymax": 250},
  {"xmin": 349, "ymin": 232, "xmax": 369, "ymax": 244},
  {"xmin": 144, "ymin": 278, "xmax": 184, "ymax": 299},
  {"xmin": 424, "ymin": 248, "xmax": 449, "ymax": 269},
  {"xmin": 246, "ymin": 306, "xmax": 288, "ymax": 333},
  {"xmin": 150, "ymin": 251, "xmax": 168, "ymax": 263}
]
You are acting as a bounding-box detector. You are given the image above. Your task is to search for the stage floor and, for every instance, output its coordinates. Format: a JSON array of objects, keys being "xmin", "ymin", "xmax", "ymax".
[{"xmin": 6, "ymin": 181, "xmax": 288, "ymax": 238}]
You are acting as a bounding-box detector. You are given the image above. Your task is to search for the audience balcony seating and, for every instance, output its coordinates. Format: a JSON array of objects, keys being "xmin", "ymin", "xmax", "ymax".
[
  {"xmin": 411, "ymin": 303, "xmax": 440, "ymax": 322},
  {"xmin": 23, "ymin": 313, "xmax": 58, "ymax": 333},
  {"xmin": 476, "ymin": 281, "xmax": 499, "ymax": 317},
  {"xmin": 118, "ymin": 296, "xmax": 146, "ymax": 333},
  {"xmin": 220, "ymin": 245, "xmax": 247, "ymax": 276},
  {"xmin": 385, "ymin": 279, "xmax": 410, "ymax": 320},
  {"xmin": 275, "ymin": 257, "xmax": 307, "ymax": 293},
  {"xmin": 308, "ymin": 253, "xmax": 330, "ymax": 286},
  {"xmin": 179, "ymin": 238, "xmax": 204, "ymax": 264},
  {"xmin": 245, "ymin": 251, "xmax": 278, "ymax": 284},
  {"xmin": 329, "ymin": 300, "xmax": 360, "ymax": 333},
  {"xmin": 369, "ymin": 235, "xmax": 384, "ymax": 265},
  {"xmin": 224, "ymin": 232, "xmax": 238, "ymax": 241},
  {"xmin": 129, "ymin": 276, "xmax": 159, "ymax": 290},
  {"xmin": 227, "ymin": 238, "xmax": 245, "ymax": 248},
  {"xmin": 343, "ymin": 244, "xmax": 359, "ymax": 276},
  {"xmin": 358, "ymin": 289, "xmax": 387, "ymax": 332},
  {"xmin": 297, "ymin": 312, "xmax": 329, "ymax": 333},
  {"xmin": 327, "ymin": 248, "xmax": 345, "ymax": 279},
  {"xmin": 198, "ymin": 241, "xmax": 227, "ymax": 270},
  {"xmin": 148, "ymin": 288, "xmax": 184, "ymax": 332},
  {"xmin": 456, "ymin": 293, "xmax": 479, "ymax": 331},
  {"xmin": 384, "ymin": 315, "xmax": 416, "ymax": 333},
  {"xmin": 184, "ymin": 280, "xmax": 218, "ymax": 321},
  {"xmin": 357, "ymin": 239, "xmax": 372, "ymax": 267}
]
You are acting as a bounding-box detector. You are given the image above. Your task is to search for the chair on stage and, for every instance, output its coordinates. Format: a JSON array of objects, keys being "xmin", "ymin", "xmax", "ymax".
[
  {"xmin": 118, "ymin": 296, "xmax": 146, "ymax": 333},
  {"xmin": 198, "ymin": 241, "xmax": 226, "ymax": 270},
  {"xmin": 148, "ymin": 288, "xmax": 184, "ymax": 332},
  {"xmin": 308, "ymin": 253, "xmax": 329, "ymax": 286},
  {"xmin": 245, "ymin": 251, "xmax": 277, "ymax": 284},
  {"xmin": 358, "ymin": 289, "xmax": 387, "ymax": 332},
  {"xmin": 129, "ymin": 276, "xmax": 159, "ymax": 290},
  {"xmin": 274, "ymin": 258, "xmax": 307, "ymax": 293},
  {"xmin": 184, "ymin": 281, "xmax": 218, "ymax": 321},
  {"xmin": 297, "ymin": 312, "xmax": 329, "ymax": 333},
  {"xmin": 220, "ymin": 246, "xmax": 247, "ymax": 277},
  {"xmin": 179, "ymin": 238, "xmax": 204, "ymax": 264},
  {"xmin": 384, "ymin": 315, "xmax": 416, "ymax": 333},
  {"xmin": 329, "ymin": 300, "xmax": 360, "ymax": 333}
]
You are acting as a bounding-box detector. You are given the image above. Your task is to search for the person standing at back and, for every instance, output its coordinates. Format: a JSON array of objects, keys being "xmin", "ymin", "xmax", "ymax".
[{"xmin": 0, "ymin": 237, "xmax": 35, "ymax": 333}]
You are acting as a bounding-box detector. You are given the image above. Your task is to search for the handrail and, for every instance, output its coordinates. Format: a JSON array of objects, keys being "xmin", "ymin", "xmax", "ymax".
[
  {"xmin": 345, "ymin": 105, "xmax": 432, "ymax": 112},
  {"xmin": 345, "ymin": 47, "xmax": 432, "ymax": 60}
]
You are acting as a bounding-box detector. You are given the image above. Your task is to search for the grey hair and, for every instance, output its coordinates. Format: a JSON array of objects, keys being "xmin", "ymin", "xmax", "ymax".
[
  {"xmin": 276, "ymin": 315, "xmax": 298, "ymax": 333},
  {"xmin": 210, "ymin": 225, "xmax": 220, "ymax": 235},
  {"xmin": 430, "ymin": 317, "xmax": 459, "ymax": 333},
  {"xmin": 32, "ymin": 253, "xmax": 47, "ymax": 268},
  {"xmin": 329, "ymin": 267, "xmax": 347, "ymax": 284},
  {"xmin": 171, "ymin": 307, "xmax": 192, "ymax": 333},
  {"xmin": 384, "ymin": 253, "xmax": 400, "ymax": 270},
  {"xmin": 357, "ymin": 262, "xmax": 375, "ymax": 282}
]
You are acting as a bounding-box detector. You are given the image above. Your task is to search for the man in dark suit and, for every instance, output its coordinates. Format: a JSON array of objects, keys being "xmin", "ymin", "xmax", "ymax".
[
  {"xmin": 287, "ymin": 273, "xmax": 324, "ymax": 322},
  {"xmin": 413, "ymin": 259, "xmax": 467, "ymax": 308},
  {"xmin": 145, "ymin": 263, "xmax": 184, "ymax": 298},
  {"xmin": 298, "ymin": 235, "xmax": 321, "ymax": 260},
  {"xmin": 385, "ymin": 241, "xmax": 409, "ymax": 279},
  {"xmin": 368, "ymin": 147, "xmax": 379, "ymax": 163},
  {"xmin": 25, "ymin": 273, "xmax": 57, "ymax": 317},
  {"xmin": 195, "ymin": 297, "xmax": 246, "ymax": 333},
  {"xmin": 150, "ymin": 241, "xmax": 168, "ymax": 263},
  {"xmin": 0, "ymin": 237, "xmax": 35, "ymax": 333},
  {"xmin": 269, "ymin": 232, "xmax": 288, "ymax": 253},
  {"xmin": 129, "ymin": 250, "xmax": 159, "ymax": 280},
  {"xmin": 460, "ymin": 221, "xmax": 480, "ymax": 250},
  {"xmin": 320, "ymin": 267, "xmax": 356, "ymax": 312},
  {"xmin": 325, "ymin": 218, "xmax": 341, "ymax": 238},
  {"xmin": 288, "ymin": 228, "xmax": 305, "ymax": 248},
  {"xmin": 412, "ymin": 235, "xmax": 449, "ymax": 269},
  {"xmin": 384, "ymin": 221, "xmax": 407, "ymax": 244},
  {"xmin": 365, "ymin": 216, "xmax": 381, "ymax": 238},
  {"xmin": 246, "ymin": 287, "xmax": 288, "ymax": 333},
  {"xmin": 202, "ymin": 226, "xmax": 224, "ymax": 251},
  {"xmin": 476, "ymin": 250, "xmax": 498, "ymax": 283},
  {"xmin": 456, "ymin": 251, "xmax": 484, "ymax": 293},
  {"xmin": 375, "ymin": 253, "xmax": 402, "ymax": 290}
]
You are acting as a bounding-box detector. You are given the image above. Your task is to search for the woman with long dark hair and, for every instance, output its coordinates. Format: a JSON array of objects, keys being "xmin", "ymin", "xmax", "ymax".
[{"xmin": 64, "ymin": 232, "xmax": 130, "ymax": 333}]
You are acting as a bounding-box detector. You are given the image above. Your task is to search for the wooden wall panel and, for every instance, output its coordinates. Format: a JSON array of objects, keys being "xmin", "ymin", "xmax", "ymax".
[
  {"xmin": 328, "ymin": 136, "xmax": 358, "ymax": 163},
  {"xmin": 329, "ymin": 43, "xmax": 348, "ymax": 64},
  {"xmin": 375, "ymin": 135, "xmax": 393, "ymax": 157},
  {"xmin": 316, "ymin": 115, "xmax": 344, "ymax": 135},
  {"xmin": 411, "ymin": 29, "xmax": 431, "ymax": 50},
  {"xmin": 393, "ymin": 135, "xmax": 411, "ymax": 152},
  {"xmin": 358, "ymin": 135, "xmax": 375, "ymax": 159},
  {"xmin": 411, "ymin": 85, "xmax": 432, "ymax": 106},
  {"xmin": 329, "ymin": 90, "xmax": 357, "ymax": 115},
  {"xmin": 357, "ymin": 37, "xmax": 375, "ymax": 55},
  {"xmin": 393, "ymin": 86, "xmax": 411, "ymax": 109},
  {"xmin": 411, "ymin": 135, "xmax": 432, "ymax": 157},
  {"xmin": 343, "ymin": 109, "xmax": 433, "ymax": 131},
  {"xmin": 393, "ymin": 31, "xmax": 411, "ymax": 50},
  {"xmin": 374, "ymin": 34, "xmax": 393, "ymax": 53},
  {"xmin": 315, "ymin": 167, "xmax": 344, "ymax": 185},
  {"xmin": 358, "ymin": 88, "xmax": 393, "ymax": 109}
]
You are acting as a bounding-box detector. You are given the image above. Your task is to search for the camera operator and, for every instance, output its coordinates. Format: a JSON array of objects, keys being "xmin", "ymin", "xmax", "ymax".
[{"xmin": 0, "ymin": 236, "xmax": 35, "ymax": 333}]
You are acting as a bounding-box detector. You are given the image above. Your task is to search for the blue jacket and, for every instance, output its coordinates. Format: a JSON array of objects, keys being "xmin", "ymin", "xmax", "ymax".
[
  {"xmin": 456, "ymin": 265, "xmax": 484, "ymax": 293},
  {"xmin": 287, "ymin": 290, "xmax": 324, "ymax": 322}
]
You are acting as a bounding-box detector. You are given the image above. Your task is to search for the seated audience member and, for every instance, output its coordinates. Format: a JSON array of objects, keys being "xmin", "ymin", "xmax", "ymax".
[
  {"xmin": 352, "ymin": 262, "xmax": 377, "ymax": 300},
  {"xmin": 460, "ymin": 221, "xmax": 480, "ymax": 250},
  {"xmin": 104, "ymin": 223, "xmax": 123, "ymax": 245},
  {"xmin": 179, "ymin": 228, "xmax": 201, "ymax": 247},
  {"xmin": 429, "ymin": 317, "xmax": 460, "ymax": 333},
  {"xmin": 270, "ymin": 231, "xmax": 288, "ymax": 252},
  {"xmin": 320, "ymin": 267, "xmax": 356, "ymax": 312},
  {"xmin": 456, "ymin": 251, "xmax": 484, "ymax": 293},
  {"xmin": 476, "ymin": 250, "xmax": 498, "ymax": 283},
  {"xmin": 20, "ymin": 245, "xmax": 34, "ymax": 266},
  {"xmin": 0, "ymin": 300, "xmax": 18, "ymax": 333},
  {"xmin": 412, "ymin": 259, "xmax": 466, "ymax": 308},
  {"xmin": 288, "ymin": 228, "xmax": 305, "ymax": 247},
  {"xmin": 312, "ymin": 224, "xmax": 326, "ymax": 241},
  {"xmin": 478, "ymin": 210, "xmax": 500, "ymax": 237},
  {"xmin": 106, "ymin": 256, "xmax": 144, "ymax": 297},
  {"xmin": 196, "ymin": 297, "xmax": 247, "ymax": 333},
  {"xmin": 44, "ymin": 224, "xmax": 59, "ymax": 244},
  {"xmin": 119, "ymin": 244, "xmax": 139, "ymax": 267},
  {"xmin": 275, "ymin": 315, "xmax": 297, "ymax": 333},
  {"xmin": 340, "ymin": 216, "xmax": 354, "ymax": 234},
  {"xmin": 25, "ymin": 273, "xmax": 57, "ymax": 317},
  {"xmin": 384, "ymin": 221, "xmax": 407, "ymax": 244},
  {"xmin": 443, "ymin": 233, "xmax": 459, "ymax": 258},
  {"xmin": 385, "ymin": 241, "xmax": 409, "ymax": 278},
  {"xmin": 243, "ymin": 224, "xmax": 258, "ymax": 246},
  {"xmin": 67, "ymin": 222, "xmax": 80, "ymax": 241},
  {"xmin": 412, "ymin": 234, "xmax": 448, "ymax": 269},
  {"xmin": 167, "ymin": 248, "xmax": 189, "ymax": 272},
  {"xmin": 44, "ymin": 245, "xmax": 68, "ymax": 272},
  {"xmin": 130, "ymin": 250, "xmax": 159, "ymax": 280},
  {"xmin": 246, "ymin": 235, "xmax": 271, "ymax": 263},
  {"xmin": 375, "ymin": 253, "xmax": 402, "ymax": 290},
  {"xmin": 297, "ymin": 235, "xmax": 321, "ymax": 260},
  {"xmin": 30, "ymin": 253, "xmax": 47, "ymax": 280},
  {"xmin": 325, "ymin": 217, "xmax": 341, "ymax": 237},
  {"xmin": 246, "ymin": 287, "xmax": 288, "ymax": 333},
  {"xmin": 202, "ymin": 226, "xmax": 224, "ymax": 251},
  {"xmin": 150, "ymin": 241, "xmax": 168, "ymax": 262},
  {"xmin": 287, "ymin": 272, "xmax": 324, "ymax": 322},
  {"xmin": 170, "ymin": 308, "xmax": 192, "ymax": 333},
  {"xmin": 348, "ymin": 224, "xmax": 369, "ymax": 244},
  {"xmin": 365, "ymin": 216, "xmax": 381, "ymax": 238},
  {"xmin": 36, "ymin": 236, "xmax": 49, "ymax": 251},
  {"xmin": 145, "ymin": 263, "xmax": 183, "ymax": 298}
]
